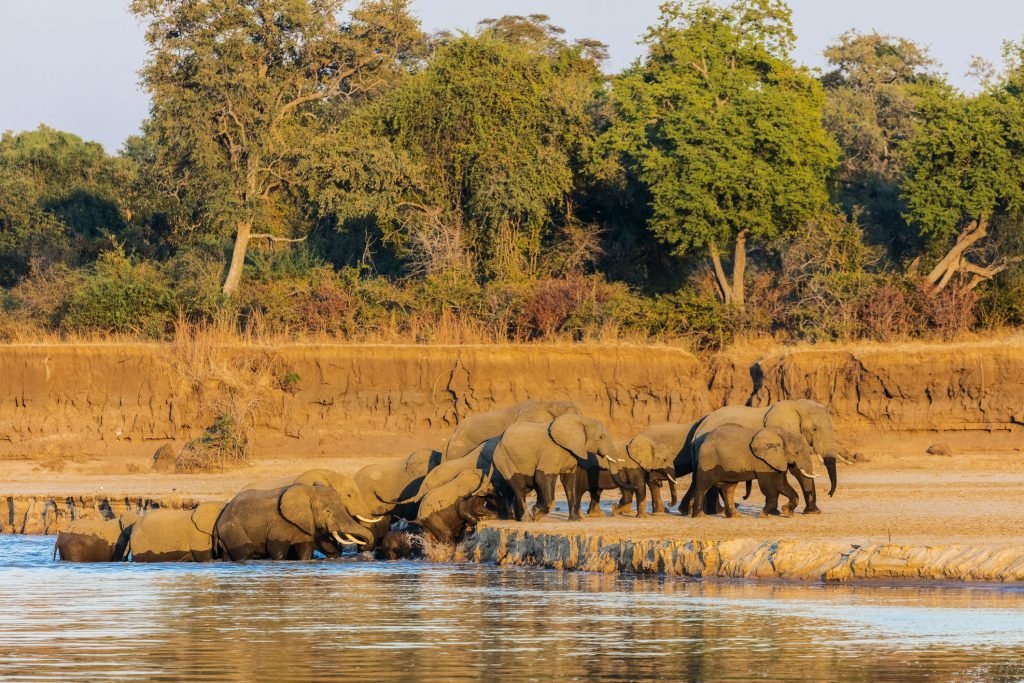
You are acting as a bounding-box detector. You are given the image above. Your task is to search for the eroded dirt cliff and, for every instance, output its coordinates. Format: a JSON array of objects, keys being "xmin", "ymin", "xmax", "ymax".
[{"xmin": 0, "ymin": 340, "xmax": 1020, "ymax": 460}]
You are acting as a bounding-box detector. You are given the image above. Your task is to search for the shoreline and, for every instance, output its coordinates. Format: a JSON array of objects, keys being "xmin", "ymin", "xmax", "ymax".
[
  {"xmin": 461, "ymin": 527, "xmax": 1024, "ymax": 584},
  {"xmin": 7, "ymin": 490, "xmax": 1024, "ymax": 585}
]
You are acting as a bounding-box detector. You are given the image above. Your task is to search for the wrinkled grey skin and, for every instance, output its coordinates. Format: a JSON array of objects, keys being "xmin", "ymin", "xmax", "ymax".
[
  {"xmin": 689, "ymin": 424, "xmax": 819, "ymax": 518},
  {"xmin": 54, "ymin": 513, "xmax": 137, "ymax": 562},
  {"xmin": 353, "ymin": 448, "xmax": 442, "ymax": 535},
  {"xmin": 443, "ymin": 399, "xmax": 581, "ymax": 462},
  {"xmin": 492, "ymin": 414, "xmax": 621, "ymax": 522},
  {"xmin": 417, "ymin": 468, "xmax": 498, "ymax": 545},
  {"xmin": 129, "ymin": 503, "xmax": 225, "ymax": 562},
  {"xmin": 685, "ymin": 399, "xmax": 843, "ymax": 514},
  {"xmin": 243, "ymin": 468, "xmax": 387, "ymax": 551},
  {"xmin": 215, "ymin": 484, "xmax": 375, "ymax": 561}
]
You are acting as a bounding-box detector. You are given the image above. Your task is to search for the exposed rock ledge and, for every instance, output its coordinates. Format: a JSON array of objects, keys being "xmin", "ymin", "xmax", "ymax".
[
  {"xmin": 461, "ymin": 528, "xmax": 1024, "ymax": 583},
  {"xmin": 1, "ymin": 494, "xmax": 199, "ymax": 535}
]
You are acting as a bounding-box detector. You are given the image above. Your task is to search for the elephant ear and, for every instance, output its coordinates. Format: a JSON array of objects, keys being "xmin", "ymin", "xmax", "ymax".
[
  {"xmin": 764, "ymin": 403, "xmax": 803, "ymax": 437},
  {"xmin": 279, "ymin": 486, "xmax": 315, "ymax": 536},
  {"xmin": 549, "ymin": 414, "xmax": 588, "ymax": 460},
  {"xmin": 191, "ymin": 502, "xmax": 224, "ymax": 536},
  {"xmin": 750, "ymin": 428, "xmax": 788, "ymax": 472},
  {"xmin": 626, "ymin": 435, "xmax": 656, "ymax": 471}
]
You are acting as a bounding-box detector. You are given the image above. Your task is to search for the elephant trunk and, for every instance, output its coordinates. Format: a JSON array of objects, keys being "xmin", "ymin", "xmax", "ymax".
[{"xmin": 824, "ymin": 455, "xmax": 838, "ymax": 497}]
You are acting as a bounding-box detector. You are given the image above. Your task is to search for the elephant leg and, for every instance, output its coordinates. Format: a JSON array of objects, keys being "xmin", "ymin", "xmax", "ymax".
[
  {"xmin": 267, "ymin": 539, "xmax": 292, "ymax": 561},
  {"xmin": 668, "ymin": 479, "xmax": 679, "ymax": 508},
  {"xmin": 507, "ymin": 474, "xmax": 530, "ymax": 522},
  {"xmin": 634, "ymin": 477, "xmax": 648, "ymax": 518},
  {"xmin": 691, "ymin": 474, "xmax": 713, "ymax": 518},
  {"xmin": 702, "ymin": 488, "xmax": 719, "ymax": 515},
  {"xmin": 614, "ymin": 487, "xmax": 632, "ymax": 516},
  {"xmin": 756, "ymin": 473, "xmax": 781, "ymax": 517},
  {"xmin": 720, "ymin": 483, "xmax": 739, "ymax": 518},
  {"xmin": 792, "ymin": 468, "xmax": 821, "ymax": 514},
  {"xmin": 532, "ymin": 473, "xmax": 556, "ymax": 521},
  {"xmin": 560, "ymin": 472, "xmax": 582, "ymax": 522},
  {"xmin": 779, "ymin": 475, "xmax": 800, "ymax": 517},
  {"xmin": 292, "ymin": 542, "xmax": 315, "ymax": 561},
  {"xmin": 587, "ymin": 487, "xmax": 605, "ymax": 517},
  {"xmin": 678, "ymin": 477, "xmax": 697, "ymax": 515},
  {"xmin": 649, "ymin": 481, "xmax": 665, "ymax": 515}
]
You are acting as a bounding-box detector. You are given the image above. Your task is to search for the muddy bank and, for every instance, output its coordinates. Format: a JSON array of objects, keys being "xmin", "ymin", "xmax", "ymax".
[
  {"xmin": 0, "ymin": 339, "xmax": 1021, "ymax": 459},
  {"xmin": 1, "ymin": 494, "xmax": 199, "ymax": 535},
  {"xmin": 462, "ymin": 528, "xmax": 1024, "ymax": 583}
]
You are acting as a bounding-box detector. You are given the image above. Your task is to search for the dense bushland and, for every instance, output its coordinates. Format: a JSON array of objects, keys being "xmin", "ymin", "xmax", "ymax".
[{"xmin": 2, "ymin": 1, "xmax": 1023, "ymax": 349}]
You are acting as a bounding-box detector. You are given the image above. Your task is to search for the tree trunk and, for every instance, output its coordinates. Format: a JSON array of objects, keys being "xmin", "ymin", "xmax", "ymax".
[
  {"xmin": 709, "ymin": 241, "xmax": 733, "ymax": 306},
  {"xmin": 925, "ymin": 218, "xmax": 988, "ymax": 293},
  {"xmin": 732, "ymin": 230, "xmax": 747, "ymax": 310},
  {"xmin": 222, "ymin": 220, "xmax": 252, "ymax": 296}
]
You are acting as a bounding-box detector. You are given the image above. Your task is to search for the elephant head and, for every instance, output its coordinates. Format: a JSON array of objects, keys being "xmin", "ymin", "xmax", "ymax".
[
  {"xmin": 625, "ymin": 434, "xmax": 680, "ymax": 483},
  {"xmin": 549, "ymin": 414, "xmax": 621, "ymax": 472},
  {"xmin": 750, "ymin": 427, "xmax": 819, "ymax": 479},
  {"xmin": 764, "ymin": 400, "xmax": 844, "ymax": 496},
  {"xmin": 279, "ymin": 484, "xmax": 375, "ymax": 550},
  {"xmin": 517, "ymin": 399, "xmax": 581, "ymax": 423},
  {"xmin": 292, "ymin": 469, "xmax": 388, "ymax": 524}
]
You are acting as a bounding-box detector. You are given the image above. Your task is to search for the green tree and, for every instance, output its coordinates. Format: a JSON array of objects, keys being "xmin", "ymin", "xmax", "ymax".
[
  {"xmin": 607, "ymin": 0, "xmax": 837, "ymax": 309},
  {"xmin": 314, "ymin": 16, "xmax": 605, "ymax": 281},
  {"xmin": 130, "ymin": 0, "xmax": 424, "ymax": 295},
  {"xmin": 0, "ymin": 126, "xmax": 134, "ymax": 285},
  {"xmin": 821, "ymin": 32, "xmax": 936, "ymax": 256},
  {"xmin": 902, "ymin": 48, "xmax": 1024, "ymax": 292}
]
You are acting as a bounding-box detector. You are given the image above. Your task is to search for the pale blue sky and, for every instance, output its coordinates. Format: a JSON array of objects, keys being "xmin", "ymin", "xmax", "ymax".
[{"xmin": 2, "ymin": 1, "xmax": 1023, "ymax": 152}]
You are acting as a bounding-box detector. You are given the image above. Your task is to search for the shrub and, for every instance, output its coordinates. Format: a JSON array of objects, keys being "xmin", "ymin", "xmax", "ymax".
[
  {"xmin": 61, "ymin": 248, "xmax": 172, "ymax": 337},
  {"xmin": 175, "ymin": 410, "xmax": 252, "ymax": 473}
]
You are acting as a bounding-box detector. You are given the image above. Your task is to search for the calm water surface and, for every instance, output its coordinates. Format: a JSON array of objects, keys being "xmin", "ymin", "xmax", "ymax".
[{"xmin": 2, "ymin": 535, "xmax": 1024, "ymax": 681}]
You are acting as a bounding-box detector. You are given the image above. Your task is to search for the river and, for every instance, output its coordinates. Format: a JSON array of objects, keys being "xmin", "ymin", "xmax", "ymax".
[{"xmin": 1, "ymin": 535, "xmax": 1023, "ymax": 681}]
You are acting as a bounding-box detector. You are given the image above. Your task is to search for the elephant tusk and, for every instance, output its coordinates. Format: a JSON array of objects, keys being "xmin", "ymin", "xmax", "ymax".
[
  {"xmin": 606, "ymin": 455, "xmax": 621, "ymax": 464},
  {"xmin": 816, "ymin": 453, "xmax": 825, "ymax": 465},
  {"xmin": 666, "ymin": 473, "xmax": 679, "ymax": 484},
  {"xmin": 356, "ymin": 515, "xmax": 384, "ymax": 524},
  {"xmin": 344, "ymin": 533, "xmax": 367, "ymax": 545},
  {"xmin": 799, "ymin": 468, "xmax": 820, "ymax": 479},
  {"xmin": 332, "ymin": 531, "xmax": 358, "ymax": 546},
  {"xmin": 835, "ymin": 453, "xmax": 854, "ymax": 465}
]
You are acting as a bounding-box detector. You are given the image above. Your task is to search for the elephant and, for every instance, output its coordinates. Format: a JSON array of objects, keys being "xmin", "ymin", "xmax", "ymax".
[
  {"xmin": 689, "ymin": 424, "xmax": 819, "ymax": 518},
  {"xmin": 53, "ymin": 513, "xmax": 137, "ymax": 562},
  {"xmin": 129, "ymin": 502, "xmax": 225, "ymax": 562},
  {"xmin": 683, "ymin": 399, "xmax": 847, "ymax": 514},
  {"xmin": 244, "ymin": 468, "xmax": 387, "ymax": 549},
  {"xmin": 492, "ymin": 414, "xmax": 621, "ymax": 522},
  {"xmin": 215, "ymin": 483, "xmax": 375, "ymax": 561},
  {"xmin": 390, "ymin": 439, "xmax": 510, "ymax": 517},
  {"xmin": 613, "ymin": 422, "xmax": 697, "ymax": 516},
  {"xmin": 375, "ymin": 530, "xmax": 423, "ymax": 561},
  {"xmin": 443, "ymin": 399, "xmax": 580, "ymax": 462},
  {"xmin": 417, "ymin": 468, "xmax": 498, "ymax": 545},
  {"xmin": 353, "ymin": 448, "xmax": 442, "ymax": 523}
]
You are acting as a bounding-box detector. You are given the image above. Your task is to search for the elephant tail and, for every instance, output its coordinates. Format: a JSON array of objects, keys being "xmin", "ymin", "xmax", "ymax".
[{"xmin": 742, "ymin": 480, "xmax": 752, "ymax": 500}]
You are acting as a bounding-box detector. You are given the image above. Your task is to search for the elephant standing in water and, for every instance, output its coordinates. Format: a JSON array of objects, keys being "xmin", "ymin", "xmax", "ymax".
[
  {"xmin": 493, "ymin": 414, "xmax": 621, "ymax": 521},
  {"xmin": 417, "ymin": 468, "xmax": 498, "ymax": 545},
  {"xmin": 243, "ymin": 468, "xmax": 386, "ymax": 550},
  {"xmin": 685, "ymin": 399, "xmax": 846, "ymax": 514},
  {"xmin": 612, "ymin": 422, "xmax": 695, "ymax": 516},
  {"xmin": 443, "ymin": 399, "xmax": 580, "ymax": 461},
  {"xmin": 352, "ymin": 448, "xmax": 442, "ymax": 524},
  {"xmin": 690, "ymin": 425, "xmax": 819, "ymax": 518},
  {"xmin": 129, "ymin": 502, "xmax": 225, "ymax": 562},
  {"xmin": 54, "ymin": 513, "xmax": 137, "ymax": 562},
  {"xmin": 215, "ymin": 484, "xmax": 375, "ymax": 561}
]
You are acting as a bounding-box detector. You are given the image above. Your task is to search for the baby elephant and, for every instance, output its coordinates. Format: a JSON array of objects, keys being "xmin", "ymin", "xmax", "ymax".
[
  {"xmin": 54, "ymin": 513, "xmax": 138, "ymax": 562},
  {"xmin": 691, "ymin": 424, "xmax": 819, "ymax": 518}
]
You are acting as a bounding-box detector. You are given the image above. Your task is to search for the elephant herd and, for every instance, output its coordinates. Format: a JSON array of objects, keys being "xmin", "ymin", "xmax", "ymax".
[{"xmin": 54, "ymin": 398, "xmax": 849, "ymax": 563}]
